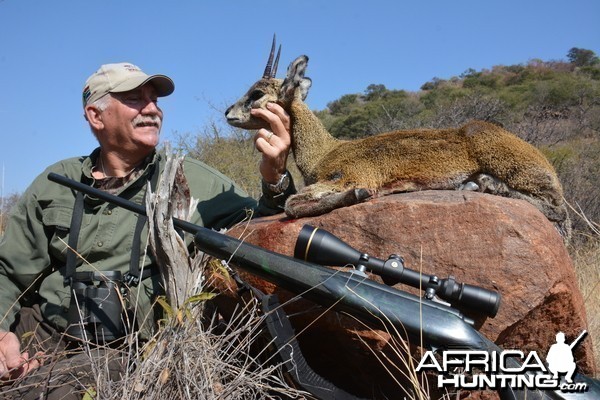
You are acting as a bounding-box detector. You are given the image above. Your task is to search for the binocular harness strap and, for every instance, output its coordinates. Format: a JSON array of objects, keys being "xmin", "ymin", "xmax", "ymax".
[
  {"xmin": 64, "ymin": 160, "xmax": 160, "ymax": 287},
  {"xmin": 64, "ymin": 191, "xmax": 85, "ymax": 285},
  {"xmin": 124, "ymin": 160, "xmax": 160, "ymax": 286}
]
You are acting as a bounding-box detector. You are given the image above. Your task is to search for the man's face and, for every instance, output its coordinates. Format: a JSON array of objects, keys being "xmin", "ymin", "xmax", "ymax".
[{"xmin": 98, "ymin": 83, "xmax": 163, "ymax": 154}]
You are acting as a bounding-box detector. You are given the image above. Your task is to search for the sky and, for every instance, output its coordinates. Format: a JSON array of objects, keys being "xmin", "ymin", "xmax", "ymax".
[{"xmin": 0, "ymin": 0, "xmax": 598, "ymax": 195}]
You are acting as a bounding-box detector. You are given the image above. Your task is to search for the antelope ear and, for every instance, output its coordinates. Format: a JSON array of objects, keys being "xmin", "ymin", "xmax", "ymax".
[
  {"xmin": 298, "ymin": 77, "xmax": 312, "ymax": 101},
  {"xmin": 280, "ymin": 55, "xmax": 309, "ymax": 102}
]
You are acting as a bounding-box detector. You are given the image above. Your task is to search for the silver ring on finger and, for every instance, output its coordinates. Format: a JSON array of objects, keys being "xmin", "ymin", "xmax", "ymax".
[{"xmin": 266, "ymin": 131, "xmax": 274, "ymax": 143}]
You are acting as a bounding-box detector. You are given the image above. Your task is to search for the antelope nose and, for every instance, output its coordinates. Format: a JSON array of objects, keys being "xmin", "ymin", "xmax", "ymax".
[{"xmin": 224, "ymin": 105, "xmax": 233, "ymax": 117}]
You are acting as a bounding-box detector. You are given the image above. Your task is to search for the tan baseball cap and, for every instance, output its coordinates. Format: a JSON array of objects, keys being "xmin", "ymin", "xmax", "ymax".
[{"xmin": 82, "ymin": 62, "xmax": 174, "ymax": 107}]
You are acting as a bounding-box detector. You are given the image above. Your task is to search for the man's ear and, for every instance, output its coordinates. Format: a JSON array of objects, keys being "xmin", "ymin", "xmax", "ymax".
[{"xmin": 84, "ymin": 105, "xmax": 104, "ymax": 131}]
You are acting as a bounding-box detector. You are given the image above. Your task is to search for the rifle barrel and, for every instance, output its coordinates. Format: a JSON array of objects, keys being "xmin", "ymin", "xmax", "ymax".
[{"xmin": 47, "ymin": 172, "xmax": 199, "ymax": 234}]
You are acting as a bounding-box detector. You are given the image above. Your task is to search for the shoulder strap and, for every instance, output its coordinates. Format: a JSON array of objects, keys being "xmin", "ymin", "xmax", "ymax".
[
  {"xmin": 64, "ymin": 191, "xmax": 85, "ymax": 285},
  {"xmin": 261, "ymin": 294, "xmax": 367, "ymax": 400},
  {"xmin": 233, "ymin": 273, "xmax": 362, "ymax": 399},
  {"xmin": 124, "ymin": 159, "xmax": 161, "ymax": 286}
]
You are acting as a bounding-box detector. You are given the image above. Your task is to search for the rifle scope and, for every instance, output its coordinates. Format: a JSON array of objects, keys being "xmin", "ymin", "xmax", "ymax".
[{"xmin": 294, "ymin": 225, "xmax": 500, "ymax": 318}]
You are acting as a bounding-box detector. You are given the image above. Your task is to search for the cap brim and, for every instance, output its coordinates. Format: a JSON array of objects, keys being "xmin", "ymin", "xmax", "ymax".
[{"xmin": 110, "ymin": 74, "xmax": 175, "ymax": 97}]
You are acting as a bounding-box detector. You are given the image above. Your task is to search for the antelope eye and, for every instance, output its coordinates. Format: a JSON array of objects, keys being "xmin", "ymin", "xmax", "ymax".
[
  {"xmin": 248, "ymin": 90, "xmax": 264, "ymax": 101},
  {"xmin": 245, "ymin": 90, "xmax": 265, "ymax": 107}
]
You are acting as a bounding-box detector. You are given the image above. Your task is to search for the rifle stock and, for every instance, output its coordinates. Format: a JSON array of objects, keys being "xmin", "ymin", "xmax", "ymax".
[{"xmin": 47, "ymin": 172, "xmax": 598, "ymax": 400}]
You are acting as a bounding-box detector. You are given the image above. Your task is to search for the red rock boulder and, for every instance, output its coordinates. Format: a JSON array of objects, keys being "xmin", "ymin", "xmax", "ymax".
[{"xmin": 227, "ymin": 191, "xmax": 594, "ymax": 398}]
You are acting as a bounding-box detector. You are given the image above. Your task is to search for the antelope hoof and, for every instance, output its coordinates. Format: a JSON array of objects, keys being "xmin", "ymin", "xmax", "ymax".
[
  {"xmin": 459, "ymin": 181, "xmax": 480, "ymax": 191},
  {"xmin": 284, "ymin": 187, "xmax": 374, "ymax": 218},
  {"xmin": 355, "ymin": 188, "xmax": 374, "ymax": 202}
]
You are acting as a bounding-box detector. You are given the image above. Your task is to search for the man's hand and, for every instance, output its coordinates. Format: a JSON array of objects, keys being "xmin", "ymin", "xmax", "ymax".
[
  {"xmin": 251, "ymin": 103, "xmax": 292, "ymax": 184},
  {"xmin": 0, "ymin": 331, "xmax": 41, "ymax": 381}
]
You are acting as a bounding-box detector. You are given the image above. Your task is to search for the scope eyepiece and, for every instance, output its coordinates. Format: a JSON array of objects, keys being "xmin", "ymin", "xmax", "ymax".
[{"xmin": 459, "ymin": 283, "xmax": 501, "ymax": 317}]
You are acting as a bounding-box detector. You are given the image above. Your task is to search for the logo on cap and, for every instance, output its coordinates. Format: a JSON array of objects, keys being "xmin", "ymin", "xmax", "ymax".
[
  {"xmin": 82, "ymin": 85, "xmax": 92, "ymax": 105},
  {"xmin": 123, "ymin": 64, "xmax": 141, "ymax": 72}
]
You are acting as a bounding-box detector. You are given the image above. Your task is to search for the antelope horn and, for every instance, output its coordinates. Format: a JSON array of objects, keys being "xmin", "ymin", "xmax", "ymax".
[
  {"xmin": 271, "ymin": 45, "xmax": 281, "ymax": 78},
  {"xmin": 263, "ymin": 34, "xmax": 277, "ymax": 78}
]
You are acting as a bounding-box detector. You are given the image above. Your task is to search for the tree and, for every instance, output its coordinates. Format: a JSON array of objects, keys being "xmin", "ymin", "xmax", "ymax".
[
  {"xmin": 327, "ymin": 94, "xmax": 360, "ymax": 115},
  {"xmin": 364, "ymin": 84, "xmax": 387, "ymax": 101},
  {"xmin": 420, "ymin": 77, "xmax": 444, "ymax": 91},
  {"xmin": 567, "ymin": 48, "xmax": 599, "ymax": 67},
  {"xmin": 0, "ymin": 193, "xmax": 21, "ymax": 235}
]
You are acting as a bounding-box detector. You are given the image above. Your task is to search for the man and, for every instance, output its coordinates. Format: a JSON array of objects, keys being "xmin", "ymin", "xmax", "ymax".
[
  {"xmin": 0, "ymin": 62, "xmax": 295, "ymax": 398},
  {"xmin": 546, "ymin": 331, "xmax": 579, "ymax": 383}
]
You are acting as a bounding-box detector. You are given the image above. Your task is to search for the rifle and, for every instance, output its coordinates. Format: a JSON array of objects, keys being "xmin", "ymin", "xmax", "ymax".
[
  {"xmin": 48, "ymin": 172, "xmax": 599, "ymax": 400},
  {"xmin": 570, "ymin": 331, "xmax": 588, "ymax": 350}
]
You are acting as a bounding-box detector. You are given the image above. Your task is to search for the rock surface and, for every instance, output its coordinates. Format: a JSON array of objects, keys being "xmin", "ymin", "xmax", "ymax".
[{"xmin": 227, "ymin": 191, "xmax": 594, "ymax": 398}]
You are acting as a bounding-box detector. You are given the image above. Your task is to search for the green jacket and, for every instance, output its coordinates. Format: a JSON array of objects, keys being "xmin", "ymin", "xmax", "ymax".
[{"xmin": 0, "ymin": 148, "xmax": 293, "ymax": 338}]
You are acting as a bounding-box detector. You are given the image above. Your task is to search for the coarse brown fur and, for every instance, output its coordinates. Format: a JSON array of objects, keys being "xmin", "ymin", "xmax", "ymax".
[{"xmin": 225, "ymin": 52, "xmax": 570, "ymax": 241}]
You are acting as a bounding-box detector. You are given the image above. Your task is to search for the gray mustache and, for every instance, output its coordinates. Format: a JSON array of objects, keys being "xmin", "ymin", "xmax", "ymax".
[{"xmin": 133, "ymin": 115, "xmax": 161, "ymax": 128}]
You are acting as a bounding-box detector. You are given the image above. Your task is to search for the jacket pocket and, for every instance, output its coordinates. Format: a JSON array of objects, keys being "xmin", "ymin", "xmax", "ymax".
[{"xmin": 42, "ymin": 206, "xmax": 75, "ymax": 262}]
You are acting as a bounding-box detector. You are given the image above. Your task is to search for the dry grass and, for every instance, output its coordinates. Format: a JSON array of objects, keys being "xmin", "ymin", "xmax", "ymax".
[
  {"xmin": 568, "ymin": 206, "xmax": 600, "ymax": 377},
  {"xmin": 0, "ymin": 290, "xmax": 310, "ymax": 400},
  {"xmin": 574, "ymin": 243, "xmax": 600, "ymax": 377},
  {"xmin": 0, "ymin": 192, "xmax": 20, "ymax": 236},
  {"xmin": 91, "ymin": 292, "xmax": 308, "ymax": 400},
  {"xmin": 0, "ymin": 252, "xmax": 309, "ymax": 399}
]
